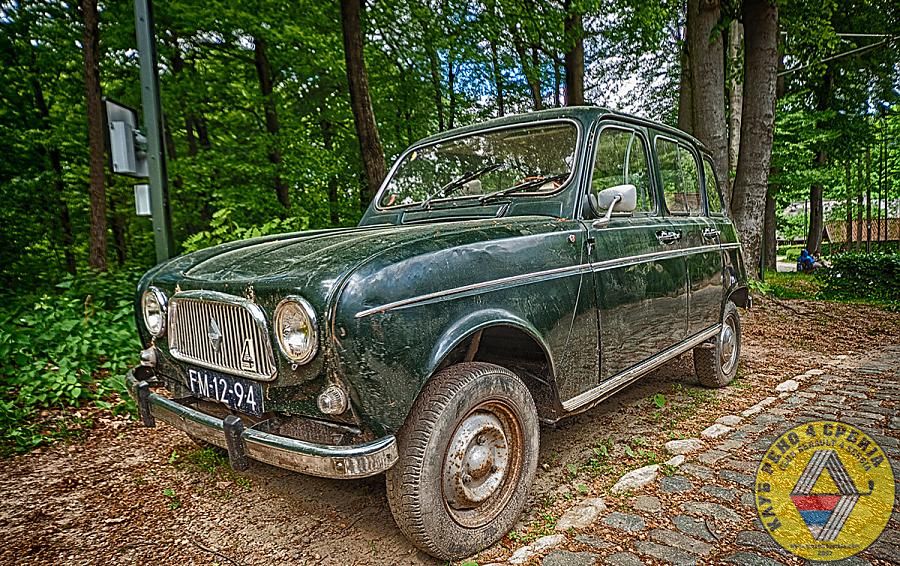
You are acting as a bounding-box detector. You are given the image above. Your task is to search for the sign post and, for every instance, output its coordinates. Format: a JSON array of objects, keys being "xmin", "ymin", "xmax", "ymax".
[{"xmin": 134, "ymin": 0, "xmax": 174, "ymax": 262}]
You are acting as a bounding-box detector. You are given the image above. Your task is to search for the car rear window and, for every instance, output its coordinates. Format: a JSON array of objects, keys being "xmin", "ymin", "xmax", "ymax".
[{"xmin": 656, "ymin": 138, "xmax": 702, "ymax": 216}]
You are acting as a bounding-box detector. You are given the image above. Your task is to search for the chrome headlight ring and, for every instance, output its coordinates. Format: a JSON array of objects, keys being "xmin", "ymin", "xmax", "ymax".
[
  {"xmin": 141, "ymin": 286, "xmax": 168, "ymax": 337},
  {"xmin": 273, "ymin": 296, "xmax": 319, "ymax": 365}
]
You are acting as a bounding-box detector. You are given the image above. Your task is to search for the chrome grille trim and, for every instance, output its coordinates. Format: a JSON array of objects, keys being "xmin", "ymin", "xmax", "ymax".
[{"xmin": 168, "ymin": 290, "xmax": 278, "ymax": 381}]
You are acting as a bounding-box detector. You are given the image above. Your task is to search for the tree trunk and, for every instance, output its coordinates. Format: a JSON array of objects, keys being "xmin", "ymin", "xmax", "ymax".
[
  {"xmin": 805, "ymin": 66, "xmax": 832, "ymax": 255},
  {"xmin": 856, "ymin": 155, "xmax": 863, "ymax": 248},
  {"xmin": 426, "ymin": 46, "xmax": 445, "ymax": 131},
  {"xmin": 806, "ymin": 176, "xmax": 824, "ymax": 255},
  {"xmin": 340, "ymin": 0, "xmax": 387, "ymax": 210},
  {"xmin": 553, "ymin": 56, "xmax": 562, "ymax": 107},
  {"xmin": 727, "ymin": 21, "xmax": 743, "ymax": 180},
  {"xmin": 729, "ymin": 0, "xmax": 778, "ymax": 277},
  {"xmin": 447, "ymin": 53, "xmax": 457, "ymax": 129},
  {"xmin": 763, "ymin": 186, "xmax": 777, "ymax": 270},
  {"xmin": 678, "ymin": 40, "xmax": 693, "ymax": 133},
  {"xmin": 253, "ymin": 36, "xmax": 290, "ymax": 208},
  {"xmin": 563, "ymin": 0, "xmax": 584, "ymax": 106},
  {"xmin": 512, "ymin": 33, "xmax": 542, "ymax": 110},
  {"xmin": 687, "ymin": 0, "xmax": 729, "ymax": 207},
  {"xmin": 866, "ymin": 143, "xmax": 872, "ymax": 251},
  {"xmin": 490, "ymin": 39, "xmax": 505, "ymax": 116},
  {"xmin": 32, "ymin": 75, "xmax": 76, "ymax": 275},
  {"xmin": 845, "ymin": 160, "xmax": 852, "ymax": 248},
  {"xmin": 321, "ymin": 119, "xmax": 340, "ymax": 226},
  {"xmin": 80, "ymin": 0, "xmax": 107, "ymax": 271}
]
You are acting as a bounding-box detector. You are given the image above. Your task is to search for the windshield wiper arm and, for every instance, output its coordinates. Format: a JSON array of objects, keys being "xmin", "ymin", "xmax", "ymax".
[
  {"xmin": 419, "ymin": 163, "xmax": 503, "ymax": 210},
  {"xmin": 478, "ymin": 172, "xmax": 569, "ymax": 204}
]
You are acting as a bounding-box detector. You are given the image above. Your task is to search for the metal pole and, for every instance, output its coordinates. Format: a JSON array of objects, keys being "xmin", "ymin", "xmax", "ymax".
[{"xmin": 134, "ymin": 0, "xmax": 174, "ymax": 262}]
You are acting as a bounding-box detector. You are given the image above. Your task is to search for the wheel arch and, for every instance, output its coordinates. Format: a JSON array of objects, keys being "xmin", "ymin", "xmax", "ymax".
[{"xmin": 424, "ymin": 309, "xmax": 560, "ymax": 421}]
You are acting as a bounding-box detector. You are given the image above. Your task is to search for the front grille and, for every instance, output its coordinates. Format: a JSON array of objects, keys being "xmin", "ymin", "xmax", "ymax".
[{"xmin": 168, "ymin": 294, "xmax": 277, "ymax": 380}]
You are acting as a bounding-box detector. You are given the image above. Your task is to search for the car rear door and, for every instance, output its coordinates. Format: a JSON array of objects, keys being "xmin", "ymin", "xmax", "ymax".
[
  {"xmin": 653, "ymin": 136, "xmax": 723, "ymax": 338},
  {"xmin": 585, "ymin": 123, "xmax": 689, "ymax": 382}
]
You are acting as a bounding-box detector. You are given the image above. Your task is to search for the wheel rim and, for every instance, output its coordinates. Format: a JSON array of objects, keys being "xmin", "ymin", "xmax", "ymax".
[
  {"xmin": 442, "ymin": 400, "xmax": 524, "ymax": 528},
  {"xmin": 720, "ymin": 314, "xmax": 738, "ymax": 375}
]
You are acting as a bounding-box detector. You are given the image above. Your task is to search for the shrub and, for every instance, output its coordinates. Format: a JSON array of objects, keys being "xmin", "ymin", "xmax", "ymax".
[
  {"xmin": 0, "ymin": 271, "xmax": 140, "ymax": 454},
  {"xmin": 820, "ymin": 252, "xmax": 900, "ymax": 306}
]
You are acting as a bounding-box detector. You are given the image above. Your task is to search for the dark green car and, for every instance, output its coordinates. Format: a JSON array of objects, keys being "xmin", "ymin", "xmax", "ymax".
[{"xmin": 127, "ymin": 107, "xmax": 748, "ymax": 560}]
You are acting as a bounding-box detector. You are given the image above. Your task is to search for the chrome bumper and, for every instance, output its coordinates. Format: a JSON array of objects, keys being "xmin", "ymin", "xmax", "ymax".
[{"xmin": 125, "ymin": 369, "xmax": 398, "ymax": 479}]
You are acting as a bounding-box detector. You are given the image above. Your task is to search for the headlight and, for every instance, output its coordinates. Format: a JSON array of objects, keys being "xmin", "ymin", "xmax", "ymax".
[
  {"xmin": 141, "ymin": 287, "xmax": 167, "ymax": 337},
  {"xmin": 274, "ymin": 297, "xmax": 318, "ymax": 364}
]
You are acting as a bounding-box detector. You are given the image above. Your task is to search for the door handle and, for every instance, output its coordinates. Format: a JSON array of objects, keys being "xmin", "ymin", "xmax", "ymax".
[
  {"xmin": 656, "ymin": 230, "xmax": 682, "ymax": 244},
  {"xmin": 702, "ymin": 228, "xmax": 721, "ymax": 240}
]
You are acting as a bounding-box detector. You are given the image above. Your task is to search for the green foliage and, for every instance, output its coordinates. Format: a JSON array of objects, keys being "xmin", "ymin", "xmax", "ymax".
[
  {"xmin": 181, "ymin": 208, "xmax": 310, "ymax": 253},
  {"xmin": 0, "ymin": 271, "xmax": 139, "ymax": 454},
  {"xmin": 651, "ymin": 393, "xmax": 666, "ymax": 409},
  {"xmin": 820, "ymin": 252, "xmax": 900, "ymax": 307}
]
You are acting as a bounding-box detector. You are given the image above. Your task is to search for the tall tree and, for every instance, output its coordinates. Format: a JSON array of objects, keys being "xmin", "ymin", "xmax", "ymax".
[
  {"xmin": 253, "ymin": 36, "xmax": 290, "ymax": 209},
  {"xmin": 687, "ymin": 0, "xmax": 729, "ymax": 204},
  {"xmin": 563, "ymin": 0, "xmax": 584, "ymax": 106},
  {"xmin": 79, "ymin": 0, "xmax": 107, "ymax": 270},
  {"xmin": 340, "ymin": 0, "xmax": 386, "ymax": 209},
  {"xmin": 731, "ymin": 0, "xmax": 779, "ymax": 275},
  {"xmin": 805, "ymin": 66, "xmax": 833, "ymax": 256}
]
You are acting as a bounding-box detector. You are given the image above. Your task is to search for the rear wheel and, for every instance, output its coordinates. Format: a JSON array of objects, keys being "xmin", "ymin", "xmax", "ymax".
[
  {"xmin": 386, "ymin": 362, "xmax": 539, "ymax": 560},
  {"xmin": 694, "ymin": 301, "xmax": 741, "ymax": 388}
]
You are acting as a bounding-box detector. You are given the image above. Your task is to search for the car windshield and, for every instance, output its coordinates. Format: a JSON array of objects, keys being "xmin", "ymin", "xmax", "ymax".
[{"xmin": 378, "ymin": 122, "xmax": 578, "ymax": 209}]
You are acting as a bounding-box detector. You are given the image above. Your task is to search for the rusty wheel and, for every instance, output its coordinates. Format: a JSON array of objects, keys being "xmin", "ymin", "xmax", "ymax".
[
  {"xmin": 442, "ymin": 399, "xmax": 525, "ymax": 528},
  {"xmin": 694, "ymin": 301, "xmax": 741, "ymax": 388},
  {"xmin": 386, "ymin": 362, "xmax": 539, "ymax": 560}
]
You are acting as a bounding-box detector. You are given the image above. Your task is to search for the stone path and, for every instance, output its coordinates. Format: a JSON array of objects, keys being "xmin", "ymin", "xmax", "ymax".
[{"xmin": 500, "ymin": 346, "xmax": 900, "ymax": 565}]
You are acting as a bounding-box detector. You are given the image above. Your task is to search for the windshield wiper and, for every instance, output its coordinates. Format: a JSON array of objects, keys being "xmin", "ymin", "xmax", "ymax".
[
  {"xmin": 478, "ymin": 172, "xmax": 569, "ymax": 204},
  {"xmin": 419, "ymin": 163, "xmax": 503, "ymax": 210}
]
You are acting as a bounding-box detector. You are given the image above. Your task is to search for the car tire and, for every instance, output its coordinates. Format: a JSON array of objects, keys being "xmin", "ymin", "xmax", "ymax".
[
  {"xmin": 385, "ymin": 362, "xmax": 539, "ymax": 560},
  {"xmin": 694, "ymin": 301, "xmax": 741, "ymax": 388}
]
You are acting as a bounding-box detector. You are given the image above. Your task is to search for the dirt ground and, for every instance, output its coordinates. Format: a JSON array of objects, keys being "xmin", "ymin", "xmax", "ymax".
[{"xmin": 2, "ymin": 297, "xmax": 898, "ymax": 566}]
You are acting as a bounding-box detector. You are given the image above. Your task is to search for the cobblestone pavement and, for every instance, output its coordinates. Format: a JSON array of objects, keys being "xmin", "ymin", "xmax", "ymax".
[{"xmin": 503, "ymin": 346, "xmax": 900, "ymax": 566}]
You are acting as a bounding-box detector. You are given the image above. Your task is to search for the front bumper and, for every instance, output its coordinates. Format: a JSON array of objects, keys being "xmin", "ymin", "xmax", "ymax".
[{"xmin": 125, "ymin": 369, "xmax": 398, "ymax": 479}]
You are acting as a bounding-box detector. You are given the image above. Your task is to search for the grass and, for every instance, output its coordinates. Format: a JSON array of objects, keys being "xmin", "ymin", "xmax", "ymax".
[{"xmin": 168, "ymin": 446, "xmax": 252, "ymax": 490}]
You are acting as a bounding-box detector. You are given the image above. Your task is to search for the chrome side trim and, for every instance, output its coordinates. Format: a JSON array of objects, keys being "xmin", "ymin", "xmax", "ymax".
[
  {"xmin": 561, "ymin": 324, "xmax": 721, "ymax": 412},
  {"xmin": 355, "ymin": 243, "xmax": 728, "ymax": 318}
]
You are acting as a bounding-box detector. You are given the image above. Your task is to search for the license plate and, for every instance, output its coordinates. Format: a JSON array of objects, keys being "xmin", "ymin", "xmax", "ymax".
[{"xmin": 187, "ymin": 366, "xmax": 265, "ymax": 416}]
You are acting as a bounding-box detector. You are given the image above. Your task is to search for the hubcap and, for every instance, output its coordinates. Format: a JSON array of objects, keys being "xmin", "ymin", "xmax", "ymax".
[
  {"xmin": 442, "ymin": 401, "xmax": 523, "ymax": 528},
  {"xmin": 720, "ymin": 316, "xmax": 738, "ymax": 374}
]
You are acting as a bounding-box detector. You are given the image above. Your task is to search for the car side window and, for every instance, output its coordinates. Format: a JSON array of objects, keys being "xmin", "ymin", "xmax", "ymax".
[
  {"xmin": 656, "ymin": 138, "xmax": 702, "ymax": 216},
  {"xmin": 591, "ymin": 127, "xmax": 653, "ymax": 213},
  {"xmin": 703, "ymin": 157, "xmax": 725, "ymax": 215}
]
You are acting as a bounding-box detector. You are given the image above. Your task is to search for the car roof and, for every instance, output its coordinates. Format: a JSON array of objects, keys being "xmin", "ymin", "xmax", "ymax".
[{"xmin": 415, "ymin": 106, "xmax": 709, "ymax": 154}]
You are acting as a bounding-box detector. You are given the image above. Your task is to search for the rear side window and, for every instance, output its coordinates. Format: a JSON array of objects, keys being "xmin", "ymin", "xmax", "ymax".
[
  {"xmin": 703, "ymin": 157, "xmax": 724, "ymax": 215},
  {"xmin": 591, "ymin": 127, "xmax": 653, "ymax": 212},
  {"xmin": 656, "ymin": 138, "xmax": 702, "ymax": 216}
]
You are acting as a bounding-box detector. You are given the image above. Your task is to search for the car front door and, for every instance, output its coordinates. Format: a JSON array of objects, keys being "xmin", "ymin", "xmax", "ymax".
[
  {"xmin": 585, "ymin": 123, "xmax": 689, "ymax": 382},
  {"xmin": 653, "ymin": 136, "xmax": 724, "ymax": 338}
]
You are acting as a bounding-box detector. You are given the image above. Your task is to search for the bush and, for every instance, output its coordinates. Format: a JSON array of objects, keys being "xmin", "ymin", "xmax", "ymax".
[
  {"xmin": 820, "ymin": 252, "xmax": 900, "ymax": 306},
  {"xmin": 0, "ymin": 271, "xmax": 140, "ymax": 454}
]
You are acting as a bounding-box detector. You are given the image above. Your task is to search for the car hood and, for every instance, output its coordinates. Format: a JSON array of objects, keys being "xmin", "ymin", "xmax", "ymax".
[{"xmin": 145, "ymin": 217, "xmax": 572, "ymax": 304}]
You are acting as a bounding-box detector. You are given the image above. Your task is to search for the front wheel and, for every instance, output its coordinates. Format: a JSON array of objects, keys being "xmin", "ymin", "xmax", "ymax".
[
  {"xmin": 694, "ymin": 301, "xmax": 741, "ymax": 388},
  {"xmin": 386, "ymin": 362, "xmax": 539, "ymax": 560}
]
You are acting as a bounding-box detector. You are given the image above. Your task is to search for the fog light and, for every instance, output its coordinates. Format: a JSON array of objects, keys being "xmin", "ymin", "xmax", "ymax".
[{"xmin": 317, "ymin": 385, "xmax": 348, "ymax": 415}]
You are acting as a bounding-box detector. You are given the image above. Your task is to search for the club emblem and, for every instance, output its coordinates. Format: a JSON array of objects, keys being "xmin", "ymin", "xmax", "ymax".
[
  {"xmin": 790, "ymin": 449, "xmax": 870, "ymax": 541},
  {"xmin": 755, "ymin": 420, "xmax": 893, "ymax": 561}
]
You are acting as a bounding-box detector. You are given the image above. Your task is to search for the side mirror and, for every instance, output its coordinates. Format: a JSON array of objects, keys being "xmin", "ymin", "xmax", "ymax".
[{"xmin": 592, "ymin": 184, "xmax": 637, "ymax": 229}]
